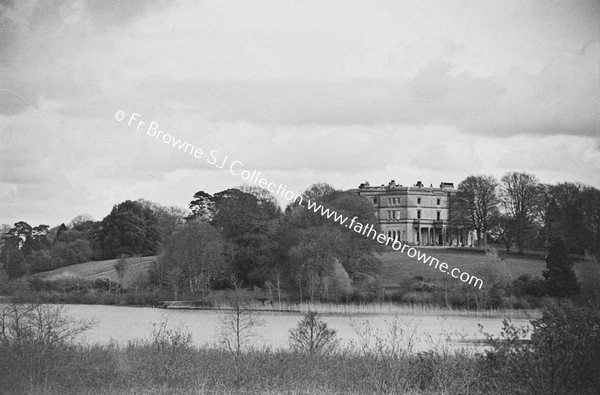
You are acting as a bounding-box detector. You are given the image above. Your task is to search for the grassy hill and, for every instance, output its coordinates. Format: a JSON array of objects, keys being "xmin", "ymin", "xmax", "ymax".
[
  {"xmin": 37, "ymin": 256, "xmax": 157, "ymax": 287},
  {"xmin": 378, "ymin": 248, "xmax": 598, "ymax": 287}
]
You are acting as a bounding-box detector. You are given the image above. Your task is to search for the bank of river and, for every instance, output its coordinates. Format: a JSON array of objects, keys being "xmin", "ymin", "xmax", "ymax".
[{"xmin": 63, "ymin": 304, "xmax": 535, "ymax": 352}]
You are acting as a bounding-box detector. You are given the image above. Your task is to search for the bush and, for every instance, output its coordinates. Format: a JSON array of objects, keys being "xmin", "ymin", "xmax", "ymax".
[
  {"xmin": 512, "ymin": 274, "xmax": 545, "ymax": 297},
  {"xmin": 289, "ymin": 311, "xmax": 339, "ymax": 355},
  {"xmin": 481, "ymin": 302, "xmax": 600, "ymax": 394},
  {"xmin": 0, "ymin": 303, "xmax": 95, "ymax": 394}
]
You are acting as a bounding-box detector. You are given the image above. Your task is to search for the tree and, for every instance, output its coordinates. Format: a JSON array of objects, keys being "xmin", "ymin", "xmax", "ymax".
[
  {"xmin": 288, "ymin": 227, "xmax": 343, "ymax": 302},
  {"xmin": 99, "ymin": 200, "xmax": 161, "ymax": 259},
  {"xmin": 113, "ymin": 255, "xmax": 128, "ymax": 285},
  {"xmin": 208, "ymin": 188, "xmax": 281, "ymax": 284},
  {"xmin": 236, "ymin": 184, "xmax": 282, "ymax": 219},
  {"xmin": 68, "ymin": 214, "xmax": 94, "ymax": 229},
  {"xmin": 186, "ymin": 191, "xmax": 215, "ymax": 222},
  {"xmin": 136, "ymin": 199, "xmax": 188, "ymax": 247},
  {"xmin": 158, "ymin": 222, "xmax": 229, "ymax": 295},
  {"xmin": 219, "ymin": 276, "xmax": 265, "ymax": 356},
  {"xmin": 452, "ymin": 175, "xmax": 499, "ymax": 247},
  {"xmin": 289, "ymin": 311, "xmax": 338, "ymax": 355},
  {"xmin": 0, "ymin": 222, "xmax": 37, "ymax": 278},
  {"xmin": 0, "ymin": 303, "xmax": 95, "ymax": 394},
  {"xmin": 499, "ymin": 172, "xmax": 542, "ymax": 254},
  {"xmin": 25, "ymin": 251, "xmax": 56, "ymax": 273},
  {"xmin": 543, "ymin": 238, "xmax": 580, "ymax": 297}
]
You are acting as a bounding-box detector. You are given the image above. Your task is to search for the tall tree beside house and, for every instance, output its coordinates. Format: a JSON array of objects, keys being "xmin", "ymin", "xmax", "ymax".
[
  {"xmin": 543, "ymin": 238, "xmax": 580, "ymax": 297},
  {"xmin": 451, "ymin": 175, "xmax": 499, "ymax": 247},
  {"xmin": 499, "ymin": 171, "xmax": 543, "ymax": 254}
]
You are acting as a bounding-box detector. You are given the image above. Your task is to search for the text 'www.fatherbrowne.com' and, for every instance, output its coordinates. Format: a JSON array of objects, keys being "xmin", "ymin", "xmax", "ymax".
[{"xmin": 115, "ymin": 110, "xmax": 484, "ymax": 290}]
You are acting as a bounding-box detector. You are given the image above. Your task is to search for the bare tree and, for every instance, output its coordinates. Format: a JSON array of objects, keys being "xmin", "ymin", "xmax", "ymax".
[
  {"xmin": 0, "ymin": 303, "xmax": 95, "ymax": 393},
  {"xmin": 500, "ymin": 171, "xmax": 543, "ymax": 254},
  {"xmin": 219, "ymin": 276, "xmax": 264, "ymax": 356},
  {"xmin": 452, "ymin": 175, "xmax": 499, "ymax": 247}
]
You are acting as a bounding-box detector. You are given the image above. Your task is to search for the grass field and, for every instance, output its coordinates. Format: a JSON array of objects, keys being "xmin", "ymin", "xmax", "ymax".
[
  {"xmin": 378, "ymin": 247, "xmax": 599, "ymax": 287},
  {"xmin": 37, "ymin": 256, "xmax": 157, "ymax": 286}
]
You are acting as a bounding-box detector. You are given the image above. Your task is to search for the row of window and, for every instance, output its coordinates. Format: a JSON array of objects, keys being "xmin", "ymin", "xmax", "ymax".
[
  {"xmin": 386, "ymin": 210, "xmax": 442, "ymax": 220},
  {"xmin": 374, "ymin": 197, "xmax": 442, "ymax": 206}
]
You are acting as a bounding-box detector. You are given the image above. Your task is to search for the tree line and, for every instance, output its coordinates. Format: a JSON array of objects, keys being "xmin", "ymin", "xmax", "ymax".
[
  {"xmin": 0, "ymin": 183, "xmax": 381, "ymax": 302},
  {"xmin": 450, "ymin": 171, "xmax": 600, "ymax": 256},
  {"xmin": 1, "ymin": 171, "xmax": 598, "ymax": 302}
]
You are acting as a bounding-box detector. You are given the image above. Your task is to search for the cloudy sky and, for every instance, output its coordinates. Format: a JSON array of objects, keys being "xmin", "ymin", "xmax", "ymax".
[{"xmin": 1, "ymin": 0, "xmax": 599, "ymax": 227}]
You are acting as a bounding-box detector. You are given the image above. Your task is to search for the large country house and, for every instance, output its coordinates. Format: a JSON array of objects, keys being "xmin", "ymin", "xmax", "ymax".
[{"xmin": 350, "ymin": 180, "xmax": 476, "ymax": 247}]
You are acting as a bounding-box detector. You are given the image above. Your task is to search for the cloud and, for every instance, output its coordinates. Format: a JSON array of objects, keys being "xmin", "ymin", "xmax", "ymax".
[{"xmin": 133, "ymin": 40, "xmax": 599, "ymax": 139}]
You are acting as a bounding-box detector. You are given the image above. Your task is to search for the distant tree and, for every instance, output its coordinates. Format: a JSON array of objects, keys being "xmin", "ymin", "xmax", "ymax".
[
  {"xmin": 580, "ymin": 186, "xmax": 600, "ymax": 257},
  {"xmin": 210, "ymin": 188, "xmax": 280, "ymax": 284},
  {"xmin": 0, "ymin": 221, "xmax": 48, "ymax": 278},
  {"xmin": 452, "ymin": 175, "xmax": 499, "ymax": 247},
  {"xmin": 68, "ymin": 214, "xmax": 94, "ymax": 229},
  {"xmin": 52, "ymin": 223, "xmax": 68, "ymax": 245},
  {"xmin": 236, "ymin": 184, "xmax": 282, "ymax": 218},
  {"xmin": 288, "ymin": 226, "xmax": 345, "ymax": 302},
  {"xmin": 323, "ymin": 258, "xmax": 353, "ymax": 301},
  {"xmin": 543, "ymin": 238, "xmax": 580, "ymax": 297},
  {"xmin": 158, "ymin": 222, "xmax": 229, "ymax": 295},
  {"xmin": 489, "ymin": 212, "xmax": 515, "ymax": 252},
  {"xmin": 114, "ymin": 255, "xmax": 128, "ymax": 285},
  {"xmin": 186, "ymin": 191, "xmax": 215, "ymax": 222},
  {"xmin": 136, "ymin": 199, "xmax": 188, "ymax": 247},
  {"xmin": 500, "ymin": 172, "xmax": 543, "ymax": 253},
  {"xmin": 1, "ymin": 241, "xmax": 26, "ymax": 279},
  {"xmin": 25, "ymin": 251, "xmax": 56, "ymax": 273},
  {"xmin": 99, "ymin": 200, "xmax": 161, "ymax": 259},
  {"xmin": 50, "ymin": 240, "xmax": 93, "ymax": 268}
]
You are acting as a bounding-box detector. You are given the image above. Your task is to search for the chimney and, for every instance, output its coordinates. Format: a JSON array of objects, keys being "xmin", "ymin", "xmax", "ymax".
[
  {"xmin": 415, "ymin": 181, "xmax": 423, "ymax": 188},
  {"xmin": 389, "ymin": 179, "xmax": 396, "ymax": 188}
]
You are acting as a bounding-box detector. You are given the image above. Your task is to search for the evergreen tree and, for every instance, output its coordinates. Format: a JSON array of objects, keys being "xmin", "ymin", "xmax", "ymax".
[{"xmin": 543, "ymin": 238, "xmax": 580, "ymax": 297}]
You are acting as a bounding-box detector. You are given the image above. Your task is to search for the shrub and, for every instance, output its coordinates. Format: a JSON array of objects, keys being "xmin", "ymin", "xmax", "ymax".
[
  {"xmin": 0, "ymin": 303, "xmax": 95, "ymax": 394},
  {"xmin": 289, "ymin": 311, "xmax": 339, "ymax": 355},
  {"xmin": 512, "ymin": 274, "xmax": 546, "ymax": 297}
]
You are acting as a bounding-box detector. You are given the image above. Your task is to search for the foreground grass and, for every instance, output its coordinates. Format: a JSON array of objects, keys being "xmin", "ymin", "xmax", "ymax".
[{"xmin": 0, "ymin": 342, "xmax": 485, "ymax": 395}]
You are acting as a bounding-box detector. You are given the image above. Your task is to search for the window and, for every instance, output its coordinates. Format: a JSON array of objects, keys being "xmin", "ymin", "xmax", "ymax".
[
  {"xmin": 436, "ymin": 211, "xmax": 441, "ymax": 220},
  {"xmin": 417, "ymin": 210, "xmax": 421, "ymax": 219},
  {"xmin": 417, "ymin": 198, "xmax": 421, "ymax": 204},
  {"xmin": 373, "ymin": 198, "xmax": 378, "ymax": 205},
  {"xmin": 392, "ymin": 198, "xmax": 396, "ymax": 205},
  {"xmin": 437, "ymin": 199, "xmax": 441, "ymax": 205},
  {"xmin": 396, "ymin": 210, "xmax": 401, "ymax": 219}
]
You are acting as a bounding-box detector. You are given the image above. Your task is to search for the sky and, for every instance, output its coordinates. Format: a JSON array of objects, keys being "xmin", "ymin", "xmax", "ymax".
[{"xmin": 1, "ymin": 0, "xmax": 599, "ymax": 227}]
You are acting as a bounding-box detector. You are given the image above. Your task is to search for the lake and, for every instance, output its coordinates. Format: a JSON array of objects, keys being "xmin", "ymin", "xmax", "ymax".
[{"xmin": 62, "ymin": 304, "xmax": 534, "ymax": 352}]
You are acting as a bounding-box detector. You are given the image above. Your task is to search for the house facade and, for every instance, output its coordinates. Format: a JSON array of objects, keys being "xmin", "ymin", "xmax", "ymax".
[{"xmin": 349, "ymin": 180, "xmax": 476, "ymax": 247}]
